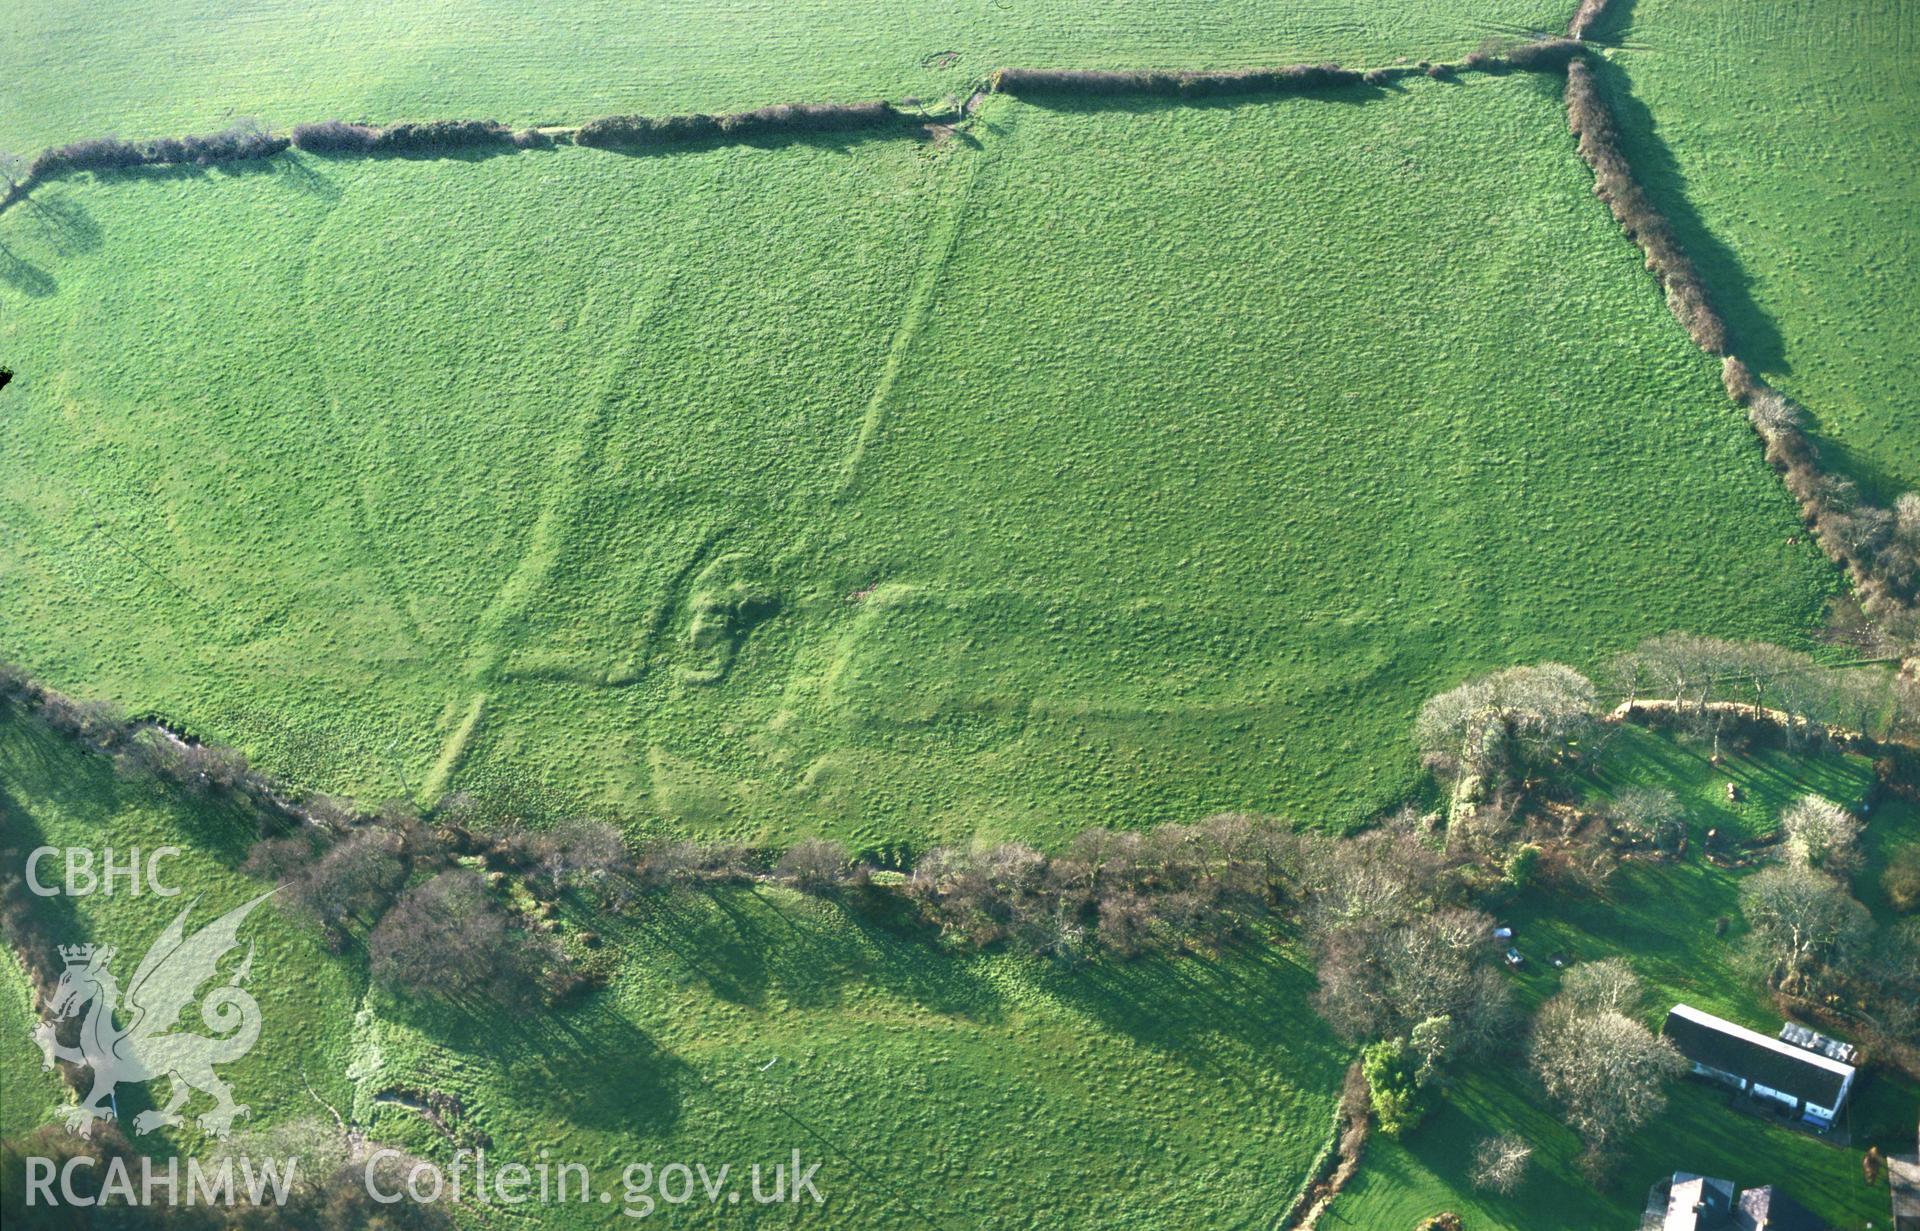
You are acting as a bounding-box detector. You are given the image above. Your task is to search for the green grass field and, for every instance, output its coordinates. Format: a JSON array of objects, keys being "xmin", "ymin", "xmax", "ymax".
[
  {"xmin": 1330, "ymin": 724, "xmax": 1919, "ymax": 1230},
  {"xmin": 0, "ymin": 75, "xmax": 1838, "ymax": 845},
  {"xmin": 1596, "ymin": 0, "xmax": 1920, "ymax": 499},
  {"xmin": 0, "ymin": 698, "xmax": 1350, "ymax": 1228},
  {"xmin": 0, "ymin": 0, "xmax": 1579, "ymax": 151},
  {"xmin": 0, "ymin": 706, "xmax": 367, "ymax": 1153},
  {"xmin": 0, "ymin": 950, "xmax": 65, "ymax": 1138}
]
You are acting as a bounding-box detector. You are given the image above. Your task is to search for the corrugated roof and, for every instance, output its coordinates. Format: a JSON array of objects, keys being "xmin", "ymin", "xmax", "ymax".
[{"xmin": 1662, "ymin": 1005, "xmax": 1852, "ymax": 1110}]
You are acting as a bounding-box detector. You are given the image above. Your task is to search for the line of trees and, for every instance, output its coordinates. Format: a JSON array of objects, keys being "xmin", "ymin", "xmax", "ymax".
[
  {"xmin": 0, "ymin": 120, "xmax": 290, "ymax": 209},
  {"xmin": 1565, "ymin": 58, "xmax": 1728, "ymax": 354},
  {"xmin": 899, "ymin": 813, "xmax": 1311, "ymax": 960},
  {"xmin": 1609, "ymin": 632, "xmax": 1918, "ymax": 749},
  {"xmin": 288, "ymin": 118, "xmax": 538, "ymax": 155}
]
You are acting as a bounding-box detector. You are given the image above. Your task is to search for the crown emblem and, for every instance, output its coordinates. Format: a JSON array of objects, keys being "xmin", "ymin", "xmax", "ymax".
[{"xmin": 57, "ymin": 944, "xmax": 107, "ymax": 966}]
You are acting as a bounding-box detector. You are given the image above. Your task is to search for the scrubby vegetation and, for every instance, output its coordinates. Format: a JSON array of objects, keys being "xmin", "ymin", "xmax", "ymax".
[
  {"xmin": 575, "ymin": 99, "xmax": 908, "ymax": 148},
  {"xmin": 990, "ymin": 62, "xmax": 1363, "ymax": 98}
]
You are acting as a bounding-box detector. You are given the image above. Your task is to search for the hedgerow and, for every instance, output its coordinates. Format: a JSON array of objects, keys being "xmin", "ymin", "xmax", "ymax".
[
  {"xmin": 291, "ymin": 117, "xmax": 513, "ymax": 154},
  {"xmin": 1565, "ymin": 58, "xmax": 1730, "ymax": 355},
  {"xmin": 990, "ymin": 63, "xmax": 1363, "ymax": 99},
  {"xmin": 1721, "ymin": 357, "xmax": 1920, "ymax": 635},
  {"xmin": 575, "ymin": 100, "xmax": 903, "ymax": 149},
  {"xmin": 20, "ymin": 121, "xmax": 288, "ymax": 181}
]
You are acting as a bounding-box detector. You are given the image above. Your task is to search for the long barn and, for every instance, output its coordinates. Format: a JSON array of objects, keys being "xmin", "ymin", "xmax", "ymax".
[{"xmin": 1662, "ymin": 1005, "xmax": 1857, "ymax": 1129}]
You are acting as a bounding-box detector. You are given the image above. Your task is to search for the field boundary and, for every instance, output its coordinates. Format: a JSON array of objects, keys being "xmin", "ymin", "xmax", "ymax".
[
  {"xmin": 0, "ymin": 46, "xmax": 1570, "ymax": 217},
  {"xmin": 1560, "ymin": 57, "xmax": 1919, "ymax": 646}
]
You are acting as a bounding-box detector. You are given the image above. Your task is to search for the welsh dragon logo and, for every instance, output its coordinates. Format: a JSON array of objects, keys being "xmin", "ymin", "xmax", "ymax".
[{"xmin": 32, "ymin": 892, "xmax": 272, "ymax": 1139}]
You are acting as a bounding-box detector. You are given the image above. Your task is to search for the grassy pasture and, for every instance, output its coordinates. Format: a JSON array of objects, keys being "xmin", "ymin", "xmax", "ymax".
[
  {"xmin": 0, "ymin": 74, "xmax": 1838, "ymax": 845},
  {"xmin": 0, "ymin": 0, "xmax": 1581, "ymax": 150},
  {"xmin": 0, "ymin": 700, "xmax": 1350, "ymax": 1228},
  {"xmin": 1595, "ymin": 0, "xmax": 1920, "ymax": 498},
  {"xmin": 1330, "ymin": 724, "xmax": 1918, "ymax": 1230},
  {"xmin": 0, "ymin": 703, "xmax": 366, "ymax": 1153},
  {"xmin": 0, "ymin": 949, "xmax": 64, "ymax": 1138}
]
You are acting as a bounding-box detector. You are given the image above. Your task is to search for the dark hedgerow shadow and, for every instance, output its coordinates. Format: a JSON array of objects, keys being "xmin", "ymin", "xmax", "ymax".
[
  {"xmin": 1030, "ymin": 931, "xmax": 1350, "ymax": 1082},
  {"xmin": 590, "ymin": 123, "xmax": 941, "ymax": 162},
  {"xmin": 588, "ymin": 884, "xmax": 1005, "ymax": 1022},
  {"xmin": 0, "ymin": 706, "xmax": 264, "ymax": 867},
  {"xmin": 368, "ymin": 978, "xmax": 685, "ymax": 1137},
  {"xmin": 94, "ymin": 157, "xmax": 286, "ymax": 191},
  {"xmin": 1588, "ymin": 55, "xmax": 1787, "ymax": 374},
  {"xmin": 1810, "ymin": 434, "xmax": 1909, "ymax": 512},
  {"xmin": 0, "ymin": 777, "xmax": 160, "ymax": 1134},
  {"xmin": 1004, "ymin": 79, "xmax": 1389, "ymax": 119},
  {"xmin": 15, "ymin": 191, "xmax": 103, "ymax": 257}
]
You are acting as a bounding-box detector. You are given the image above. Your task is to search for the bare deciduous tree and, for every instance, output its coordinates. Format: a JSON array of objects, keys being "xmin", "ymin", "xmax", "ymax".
[
  {"xmin": 774, "ymin": 837, "xmax": 856, "ymax": 894},
  {"xmin": 1607, "ymin": 786, "xmax": 1684, "ymax": 852},
  {"xmin": 1315, "ymin": 907, "xmax": 1513, "ymax": 1054},
  {"xmin": 283, "ymin": 830, "xmax": 407, "ymax": 944},
  {"xmin": 1556, "ymin": 957, "xmax": 1643, "ymax": 1017},
  {"xmin": 369, "ymin": 870, "xmax": 557, "ymax": 1002},
  {"xmin": 1416, "ymin": 664, "xmax": 1596, "ymax": 778},
  {"xmin": 1529, "ymin": 1000, "xmax": 1684, "ymax": 1175},
  {"xmin": 1470, "ymin": 1132, "xmax": 1533, "ymax": 1195},
  {"xmin": 1780, "ymin": 795, "xmax": 1862, "ymax": 877},
  {"xmin": 519, "ymin": 820, "xmax": 632, "ymax": 901},
  {"xmin": 1739, "ymin": 863, "xmax": 1871, "ymax": 993}
]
